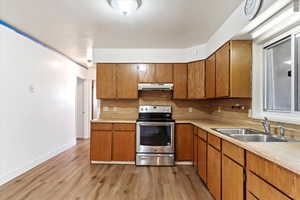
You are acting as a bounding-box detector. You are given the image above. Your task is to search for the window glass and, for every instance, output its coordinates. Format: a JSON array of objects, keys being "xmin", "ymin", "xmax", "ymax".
[{"xmin": 264, "ymin": 38, "xmax": 291, "ymax": 111}]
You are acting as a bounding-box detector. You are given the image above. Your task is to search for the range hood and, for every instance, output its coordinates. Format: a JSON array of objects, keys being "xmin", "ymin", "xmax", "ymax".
[{"xmin": 138, "ymin": 83, "xmax": 173, "ymax": 91}]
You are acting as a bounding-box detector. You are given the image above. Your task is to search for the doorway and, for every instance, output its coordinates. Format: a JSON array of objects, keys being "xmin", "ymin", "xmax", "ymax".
[{"xmin": 76, "ymin": 78, "xmax": 85, "ymax": 139}]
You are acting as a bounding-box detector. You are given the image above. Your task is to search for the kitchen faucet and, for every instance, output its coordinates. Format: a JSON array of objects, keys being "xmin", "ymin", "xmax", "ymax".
[{"xmin": 262, "ymin": 117, "xmax": 271, "ymax": 134}]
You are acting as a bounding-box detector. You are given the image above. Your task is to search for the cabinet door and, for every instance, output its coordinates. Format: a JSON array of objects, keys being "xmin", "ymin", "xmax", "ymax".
[
  {"xmin": 198, "ymin": 138, "xmax": 207, "ymax": 183},
  {"xmin": 96, "ymin": 64, "xmax": 117, "ymax": 99},
  {"xmin": 207, "ymin": 145, "xmax": 221, "ymax": 200},
  {"xmin": 112, "ymin": 131, "xmax": 135, "ymax": 161},
  {"xmin": 138, "ymin": 64, "xmax": 156, "ymax": 83},
  {"xmin": 222, "ymin": 154, "xmax": 244, "ymax": 200},
  {"xmin": 216, "ymin": 43, "xmax": 230, "ymax": 97},
  {"xmin": 230, "ymin": 40, "xmax": 252, "ymax": 97},
  {"xmin": 193, "ymin": 127, "xmax": 198, "ymax": 168},
  {"xmin": 90, "ymin": 131, "xmax": 112, "ymax": 161},
  {"xmin": 176, "ymin": 124, "xmax": 193, "ymax": 161},
  {"xmin": 205, "ymin": 54, "xmax": 216, "ymax": 98},
  {"xmin": 155, "ymin": 64, "xmax": 173, "ymax": 83},
  {"xmin": 117, "ymin": 64, "xmax": 138, "ymax": 99},
  {"xmin": 188, "ymin": 61, "xmax": 205, "ymax": 99},
  {"xmin": 173, "ymin": 64, "xmax": 188, "ymax": 99}
]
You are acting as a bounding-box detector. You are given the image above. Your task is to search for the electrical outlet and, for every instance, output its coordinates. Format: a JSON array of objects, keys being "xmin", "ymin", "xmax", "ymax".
[
  {"xmin": 103, "ymin": 107, "xmax": 109, "ymax": 112},
  {"xmin": 188, "ymin": 107, "xmax": 193, "ymax": 112},
  {"xmin": 218, "ymin": 106, "xmax": 222, "ymax": 113}
]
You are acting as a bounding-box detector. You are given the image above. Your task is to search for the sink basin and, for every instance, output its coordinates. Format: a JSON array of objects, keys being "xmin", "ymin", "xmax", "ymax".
[
  {"xmin": 213, "ymin": 128, "xmax": 264, "ymax": 135},
  {"xmin": 212, "ymin": 128, "xmax": 295, "ymax": 142},
  {"xmin": 230, "ymin": 134, "xmax": 288, "ymax": 142}
]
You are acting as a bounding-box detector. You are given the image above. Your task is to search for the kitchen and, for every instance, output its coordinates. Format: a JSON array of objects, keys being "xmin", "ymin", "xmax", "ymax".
[{"xmin": 1, "ymin": 0, "xmax": 300, "ymax": 200}]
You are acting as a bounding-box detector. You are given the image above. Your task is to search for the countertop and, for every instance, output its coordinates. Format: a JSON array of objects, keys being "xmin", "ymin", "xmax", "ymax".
[{"xmin": 92, "ymin": 118, "xmax": 300, "ymax": 175}]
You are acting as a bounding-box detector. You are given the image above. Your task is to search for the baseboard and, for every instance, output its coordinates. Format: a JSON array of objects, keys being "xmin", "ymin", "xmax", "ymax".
[
  {"xmin": 175, "ymin": 161, "xmax": 193, "ymax": 165},
  {"xmin": 0, "ymin": 140, "xmax": 76, "ymax": 186},
  {"xmin": 91, "ymin": 161, "xmax": 135, "ymax": 165}
]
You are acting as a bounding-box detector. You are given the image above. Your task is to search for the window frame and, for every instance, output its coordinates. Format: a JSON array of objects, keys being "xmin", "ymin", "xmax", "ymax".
[{"xmin": 252, "ymin": 26, "xmax": 300, "ymax": 125}]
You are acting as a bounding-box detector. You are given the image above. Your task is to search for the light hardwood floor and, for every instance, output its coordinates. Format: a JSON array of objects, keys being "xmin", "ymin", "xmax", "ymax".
[{"xmin": 0, "ymin": 140, "xmax": 213, "ymax": 200}]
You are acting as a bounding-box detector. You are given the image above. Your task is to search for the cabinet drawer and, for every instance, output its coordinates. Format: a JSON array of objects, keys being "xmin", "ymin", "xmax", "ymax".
[
  {"xmin": 222, "ymin": 140, "xmax": 244, "ymax": 166},
  {"xmin": 247, "ymin": 171, "xmax": 291, "ymax": 200},
  {"xmin": 91, "ymin": 123, "xmax": 113, "ymax": 131},
  {"xmin": 208, "ymin": 133, "xmax": 221, "ymax": 150},
  {"xmin": 197, "ymin": 128, "xmax": 207, "ymax": 141},
  {"xmin": 247, "ymin": 152, "xmax": 299, "ymax": 199},
  {"xmin": 113, "ymin": 123, "xmax": 135, "ymax": 131}
]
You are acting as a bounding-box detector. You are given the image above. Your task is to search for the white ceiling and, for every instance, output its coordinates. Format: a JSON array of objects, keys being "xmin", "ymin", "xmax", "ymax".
[{"xmin": 0, "ymin": 0, "xmax": 243, "ymax": 65}]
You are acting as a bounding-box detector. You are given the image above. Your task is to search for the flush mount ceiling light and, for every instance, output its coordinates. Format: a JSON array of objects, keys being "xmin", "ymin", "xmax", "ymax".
[{"xmin": 107, "ymin": 0, "xmax": 142, "ymax": 15}]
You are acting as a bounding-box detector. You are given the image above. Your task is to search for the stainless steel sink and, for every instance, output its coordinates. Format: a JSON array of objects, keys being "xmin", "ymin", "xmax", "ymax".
[
  {"xmin": 212, "ymin": 128, "xmax": 296, "ymax": 142},
  {"xmin": 229, "ymin": 134, "xmax": 288, "ymax": 142},
  {"xmin": 213, "ymin": 128, "xmax": 264, "ymax": 136}
]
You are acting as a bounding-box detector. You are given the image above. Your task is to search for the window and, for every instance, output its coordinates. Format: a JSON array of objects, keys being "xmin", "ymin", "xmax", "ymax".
[
  {"xmin": 264, "ymin": 37, "xmax": 292, "ymax": 111},
  {"xmin": 264, "ymin": 34, "xmax": 300, "ymax": 113}
]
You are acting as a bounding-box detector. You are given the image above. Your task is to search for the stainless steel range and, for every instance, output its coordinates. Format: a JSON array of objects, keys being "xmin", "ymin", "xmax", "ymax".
[{"xmin": 136, "ymin": 105, "xmax": 175, "ymax": 166}]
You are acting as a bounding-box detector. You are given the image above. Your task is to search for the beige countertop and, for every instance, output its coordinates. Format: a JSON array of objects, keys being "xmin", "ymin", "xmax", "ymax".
[
  {"xmin": 92, "ymin": 118, "xmax": 300, "ymax": 175},
  {"xmin": 91, "ymin": 119, "xmax": 136, "ymax": 123}
]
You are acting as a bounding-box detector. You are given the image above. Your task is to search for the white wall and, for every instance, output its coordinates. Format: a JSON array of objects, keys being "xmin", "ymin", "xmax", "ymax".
[{"xmin": 0, "ymin": 23, "xmax": 87, "ymax": 185}]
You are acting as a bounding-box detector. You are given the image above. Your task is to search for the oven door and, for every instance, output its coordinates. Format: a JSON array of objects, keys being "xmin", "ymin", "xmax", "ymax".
[{"xmin": 136, "ymin": 122, "xmax": 174, "ymax": 153}]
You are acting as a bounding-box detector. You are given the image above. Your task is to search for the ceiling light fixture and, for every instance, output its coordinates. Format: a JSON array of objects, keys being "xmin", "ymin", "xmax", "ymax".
[{"xmin": 107, "ymin": 0, "xmax": 142, "ymax": 15}]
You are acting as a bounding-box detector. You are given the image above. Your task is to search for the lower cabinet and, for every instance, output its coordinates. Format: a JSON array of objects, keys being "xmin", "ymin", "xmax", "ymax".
[
  {"xmin": 197, "ymin": 136, "xmax": 207, "ymax": 183},
  {"xmin": 176, "ymin": 124, "xmax": 194, "ymax": 161},
  {"xmin": 222, "ymin": 155, "xmax": 244, "ymax": 200},
  {"xmin": 247, "ymin": 192, "xmax": 259, "ymax": 200},
  {"xmin": 91, "ymin": 123, "xmax": 135, "ymax": 162},
  {"xmin": 222, "ymin": 140, "xmax": 245, "ymax": 200},
  {"xmin": 207, "ymin": 143, "xmax": 221, "ymax": 200},
  {"xmin": 112, "ymin": 131, "xmax": 135, "ymax": 161},
  {"xmin": 91, "ymin": 131, "xmax": 112, "ymax": 161},
  {"xmin": 193, "ymin": 126, "xmax": 198, "ymax": 168}
]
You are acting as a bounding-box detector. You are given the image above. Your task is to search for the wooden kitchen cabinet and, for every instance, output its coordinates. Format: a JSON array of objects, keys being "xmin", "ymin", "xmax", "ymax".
[
  {"xmin": 155, "ymin": 64, "xmax": 173, "ymax": 83},
  {"xmin": 91, "ymin": 123, "xmax": 135, "ymax": 163},
  {"xmin": 188, "ymin": 60, "xmax": 205, "ymax": 99},
  {"xmin": 198, "ymin": 134, "xmax": 207, "ymax": 183},
  {"xmin": 91, "ymin": 131, "xmax": 112, "ymax": 162},
  {"xmin": 222, "ymin": 155, "xmax": 244, "ymax": 200},
  {"xmin": 193, "ymin": 126, "xmax": 198, "ymax": 169},
  {"xmin": 96, "ymin": 64, "xmax": 117, "ymax": 99},
  {"xmin": 205, "ymin": 54, "xmax": 216, "ymax": 98},
  {"xmin": 96, "ymin": 63, "xmax": 138, "ymax": 99},
  {"xmin": 117, "ymin": 64, "xmax": 138, "ymax": 99},
  {"xmin": 138, "ymin": 63, "xmax": 173, "ymax": 83},
  {"xmin": 216, "ymin": 43, "xmax": 230, "ymax": 97},
  {"xmin": 215, "ymin": 41, "xmax": 252, "ymax": 98},
  {"xmin": 207, "ymin": 139, "xmax": 221, "ymax": 200},
  {"xmin": 173, "ymin": 63, "xmax": 188, "ymax": 99},
  {"xmin": 176, "ymin": 124, "xmax": 193, "ymax": 161},
  {"xmin": 112, "ymin": 131, "xmax": 135, "ymax": 161},
  {"xmin": 247, "ymin": 152, "xmax": 300, "ymax": 200},
  {"xmin": 138, "ymin": 64, "xmax": 156, "ymax": 83}
]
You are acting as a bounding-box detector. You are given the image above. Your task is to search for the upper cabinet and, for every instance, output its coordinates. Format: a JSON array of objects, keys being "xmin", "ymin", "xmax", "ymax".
[
  {"xmin": 215, "ymin": 41, "xmax": 252, "ymax": 98},
  {"xmin": 96, "ymin": 40, "xmax": 252, "ymax": 100},
  {"xmin": 117, "ymin": 64, "xmax": 138, "ymax": 99},
  {"xmin": 216, "ymin": 43, "xmax": 230, "ymax": 97},
  {"xmin": 188, "ymin": 61, "xmax": 205, "ymax": 99},
  {"xmin": 173, "ymin": 64, "xmax": 188, "ymax": 99},
  {"xmin": 205, "ymin": 54, "xmax": 216, "ymax": 98},
  {"xmin": 138, "ymin": 64, "xmax": 156, "ymax": 83},
  {"xmin": 96, "ymin": 63, "xmax": 117, "ymax": 99},
  {"xmin": 96, "ymin": 63, "xmax": 138, "ymax": 99},
  {"xmin": 138, "ymin": 64, "xmax": 173, "ymax": 83}
]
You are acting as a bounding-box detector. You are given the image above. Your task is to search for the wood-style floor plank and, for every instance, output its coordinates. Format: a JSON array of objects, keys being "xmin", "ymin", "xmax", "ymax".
[{"xmin": 0, "ymin": 140, "xmax": 213, "ymax": 200}]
